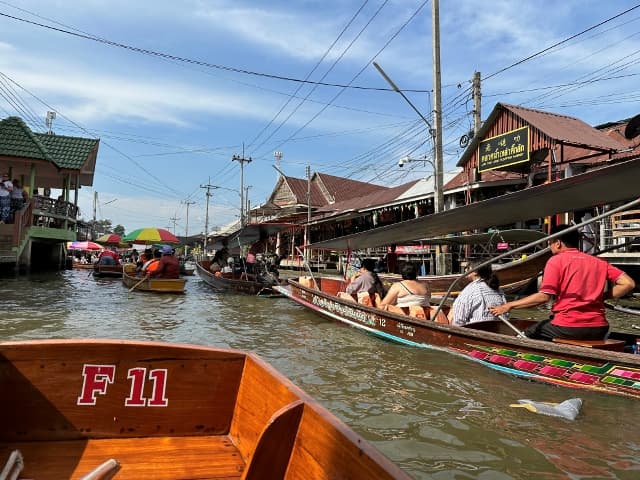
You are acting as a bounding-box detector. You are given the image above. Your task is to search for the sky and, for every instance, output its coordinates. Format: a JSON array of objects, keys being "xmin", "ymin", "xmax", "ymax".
[{"xmin": 1, "ymin": 0, "xmax": 639, "ymax": 237}]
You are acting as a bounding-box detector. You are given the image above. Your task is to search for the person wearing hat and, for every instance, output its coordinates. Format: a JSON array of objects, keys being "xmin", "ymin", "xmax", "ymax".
[{"xmin": 150, "ymin": 245, "xmax": 180, "ymax": 279}]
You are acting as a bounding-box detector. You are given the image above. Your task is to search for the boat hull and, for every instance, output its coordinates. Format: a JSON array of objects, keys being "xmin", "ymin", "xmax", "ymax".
[
  {"xmin": 93, "ymin": 263, "xmax": 124, "ymax": 278},
  {"xmin": 0, "ymin": 339, "xmax": 408, "ymax": 479},
  {"xmin": 276, "ymin": 278, "xmax": 640, "ymax": 399},
  {"xmin": 122, "ymin": 269, "xmax": 185, "ymax": 293},
  {"xmin": 196, "ymin": 260, "xmax": 282, "ymax": 296}
]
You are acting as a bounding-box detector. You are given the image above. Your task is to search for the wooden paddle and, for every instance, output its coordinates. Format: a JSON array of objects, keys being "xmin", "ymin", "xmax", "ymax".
[{"xmin": 128, "ymin": 276, "xmax": 147, "ymax": 293}]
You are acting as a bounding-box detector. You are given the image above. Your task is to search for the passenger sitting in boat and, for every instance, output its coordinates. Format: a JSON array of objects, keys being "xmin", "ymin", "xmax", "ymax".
[
  {"xmin": 221, "ymin": 256, "xmax": 234, "ymax": 274},
  {"xmin": 142, "ymin": 249, "xmax": 161, "ymax": 276},
  {"xmin": 340, "ymin": 258, "xmax": 386, "ymax": 300},
  {"xmin": 448, "ymin": 263, "xmax": 506, "ymax": 326},
  {"xmin": 98, "ymin": 248, "xmax": 120, "ymax": 265},
  {"xmin": 379, "ymin": 264, "xmax": 430, "ymax": 309},
  {"xmin": 212, "ymin": 247, "xmax": 228, "ymax": 267},
  {"xmin": 489, "ymin": 224, "xmax": 636, "ymax": 341},
  {"xmin": 137, "ymin": 248, "xmax": 153, "ymax": 271},
  {"xmin": 151, "ymin": 245, "xmax": 180, "ymax": 279}
]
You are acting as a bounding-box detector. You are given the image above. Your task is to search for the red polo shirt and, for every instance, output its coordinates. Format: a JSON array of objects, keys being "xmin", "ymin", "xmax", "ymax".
[{"xmin": 539, "ymin": 248, "xmax": 624, "ymax": 328}]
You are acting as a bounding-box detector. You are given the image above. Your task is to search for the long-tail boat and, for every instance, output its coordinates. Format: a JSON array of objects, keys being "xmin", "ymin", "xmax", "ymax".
[
  {"xmin": 196, "ymin": 259, "xmax": 282, "ymax": 296},
  {"xmin": 277, "ymin": 162, "xmax": 640, "ymax": 399},
  {"xmin": 0, "ymin": 339, "xmax": 410, "ymax": 480},
  {"xmin": 275, "ymin": 274, "xmax": 640, "ymax": 399}
]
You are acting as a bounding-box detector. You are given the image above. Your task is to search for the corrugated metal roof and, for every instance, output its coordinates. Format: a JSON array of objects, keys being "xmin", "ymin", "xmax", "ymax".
[
  {"xmin": 504, "ymin": 104, "xmax": 622, "ymax": 150},
  {"xmin": 315, "ymin": 172, "xmax": 387, "ymax": 203},
  {"xmin": 311, "ymin": 157, "xmax": 640, "ymax": 250},
  {"xmin": 315, "ymin": 180, "xmax": 418, "ymax": 214}
]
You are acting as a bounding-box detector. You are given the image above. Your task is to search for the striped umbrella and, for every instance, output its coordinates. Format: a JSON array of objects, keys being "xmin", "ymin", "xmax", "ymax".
[
  {"xmin": 122, "ymin": 227, "xmax": 180, "ymax": 245},
  {"xmin": 95, "ymin": 233, "xmax": 122, "ymax": 245}
]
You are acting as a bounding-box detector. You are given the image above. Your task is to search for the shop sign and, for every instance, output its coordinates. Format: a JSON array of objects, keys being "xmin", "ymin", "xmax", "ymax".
[{"xmin": 478, "ymin": 126, "xmax": 529, "ymax": 172}]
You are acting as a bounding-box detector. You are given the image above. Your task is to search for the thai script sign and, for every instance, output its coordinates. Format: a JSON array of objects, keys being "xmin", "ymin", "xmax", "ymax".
[{"xmin": 478, "ymin": 126, "xmax": 529, "ymax": 172}]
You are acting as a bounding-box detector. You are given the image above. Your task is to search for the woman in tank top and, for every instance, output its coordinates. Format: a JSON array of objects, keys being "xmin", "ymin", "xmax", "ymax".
[{"xmin": 379, "ymin": 263, "xmax": 430, "ymax": 308}]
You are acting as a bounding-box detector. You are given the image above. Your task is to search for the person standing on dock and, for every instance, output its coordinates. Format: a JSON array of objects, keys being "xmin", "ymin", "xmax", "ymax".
[
  {"xmin": 489, "ymin": 224, "xmax": 635, "ymax": 341},
  {"xmin": 0, "ymin": 173, "xmax": 13, "ymax": 223}
]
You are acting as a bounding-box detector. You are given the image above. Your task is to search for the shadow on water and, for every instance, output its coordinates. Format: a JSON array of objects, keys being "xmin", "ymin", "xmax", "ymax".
[{"xmin": 1, "ymin": 269, "xmax": 640, "ymax": 479}]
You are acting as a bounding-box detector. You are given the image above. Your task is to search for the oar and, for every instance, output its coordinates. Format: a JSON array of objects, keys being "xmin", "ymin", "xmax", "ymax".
[
  {"xmin": 498, "ymin": 314, "xmax": 527, "ymax": 338},
  {"xmin": 605, "ymin": 301, "xmax": 640, "ymax": 317},
  {"xmin": 128, "ymin": 276, "xmax": 147, "ymax": 293}
]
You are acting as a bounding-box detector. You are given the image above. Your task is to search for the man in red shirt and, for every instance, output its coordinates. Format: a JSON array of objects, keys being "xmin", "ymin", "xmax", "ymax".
[
  {"xmin": 98, "ymin": 248, "xmax": 120, "ymax": 265},
  {"xmin": 490, "ymin": 224, "xmax": 635, "ymax": 340},
  {"xmin": 151, "ymin": 245, "xmax": 180, "ymax": 279}
]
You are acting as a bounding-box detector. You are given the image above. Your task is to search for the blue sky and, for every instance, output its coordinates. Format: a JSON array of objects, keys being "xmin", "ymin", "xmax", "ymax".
[{"xmin": 1, "ymin": 0, "xmax": 639, "ymax": 236}]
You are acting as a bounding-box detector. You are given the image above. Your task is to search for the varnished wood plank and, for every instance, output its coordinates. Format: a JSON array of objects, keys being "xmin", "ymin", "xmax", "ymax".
[
  {"xmin": 241, "ymin": 401, "xmax": 304, "ymax": 480},
  {"xmin": 1, "ymin": 436, "xmax": 245, "ymax": 480}
]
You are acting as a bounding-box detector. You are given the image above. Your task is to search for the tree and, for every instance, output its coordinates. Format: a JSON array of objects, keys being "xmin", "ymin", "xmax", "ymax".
[{"xmin": 113, "ymin": 224, "xmax": 125, "ymax": 236}]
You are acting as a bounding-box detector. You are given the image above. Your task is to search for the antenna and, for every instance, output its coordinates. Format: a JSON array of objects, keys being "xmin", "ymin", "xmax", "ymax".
[
  {"xmin": 274, "ymin": 151, "xmax": 283, "ymax": 169},
  {"xmin": 45, "ymin": 111, "xmax": 56, "ymax": 134}
]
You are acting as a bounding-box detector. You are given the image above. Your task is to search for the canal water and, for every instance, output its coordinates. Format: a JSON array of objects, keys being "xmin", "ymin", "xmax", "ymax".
[{"xmin": 2, "ymin": 269, "xmax": 640, "ymax": 479}]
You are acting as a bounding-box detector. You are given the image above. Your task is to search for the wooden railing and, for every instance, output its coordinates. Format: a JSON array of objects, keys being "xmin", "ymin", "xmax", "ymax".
[
  {"xmin": 12, "ymin": 200, "xmax": 33, "ymax": 245},
  {"xmin": 31, "ymin": 195, "xmax": 78, "ymax": 229},
  {"xmin": 610, "ymin": 209, "xmax": 640, "ymax": 239}
]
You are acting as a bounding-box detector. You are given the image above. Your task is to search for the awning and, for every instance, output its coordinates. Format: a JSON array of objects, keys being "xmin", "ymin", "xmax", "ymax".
[
  {"xmin": 227, "ymin": 222, "xmax": 298, "ymax": 247},
  {"xmin": 310, "ymin": 157, "xmax": 640, "ymax": 251}
]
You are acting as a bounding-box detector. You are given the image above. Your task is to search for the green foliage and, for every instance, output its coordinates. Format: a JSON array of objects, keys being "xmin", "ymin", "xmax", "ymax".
[{"xmin": 113, "ymin": 224, "xmax": 125, "ymax": 236}]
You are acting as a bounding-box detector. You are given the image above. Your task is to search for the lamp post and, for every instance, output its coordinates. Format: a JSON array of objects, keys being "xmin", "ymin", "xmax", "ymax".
[
  {"xmin": 398, "ymin": 155, "xmax": 440, "ymax": 211},
  {"xmin": 373, "ymin": 62, "xmax": 443, "ymax": 213}
]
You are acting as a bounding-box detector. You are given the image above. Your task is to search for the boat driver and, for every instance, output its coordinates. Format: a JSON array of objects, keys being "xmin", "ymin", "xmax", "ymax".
[{"xmin": 489, "ymin": 224, "xmax": 635, "ymax": 341}]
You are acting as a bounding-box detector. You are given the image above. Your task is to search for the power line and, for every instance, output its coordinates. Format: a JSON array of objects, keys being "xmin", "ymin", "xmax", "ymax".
[
  {"xmin": 0, "ymin": 10, "xmax": 432, "ymax": 93},
  {"xmin": 484, "ymin": 3, "xmax": 640, "ymax": 80}
]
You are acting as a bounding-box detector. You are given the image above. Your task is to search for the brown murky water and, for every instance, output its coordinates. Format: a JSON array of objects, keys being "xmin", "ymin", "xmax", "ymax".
[{"xmin": 2, "ymin": 269, "xmax": 640, "ymax": 479}]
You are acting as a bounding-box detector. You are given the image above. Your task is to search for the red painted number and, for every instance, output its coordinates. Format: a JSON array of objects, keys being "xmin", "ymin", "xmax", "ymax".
[{"xmin": 125, "ymin": 367, "xmax": 169, "ymax": 407}]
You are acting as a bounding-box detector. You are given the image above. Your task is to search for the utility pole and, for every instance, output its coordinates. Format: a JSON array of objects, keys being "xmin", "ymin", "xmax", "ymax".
[
  {"xmin": 182, "ymin": 200, "xmax": 195, "ymax": 256},
  {"xmin": 305, "ymin": 166, "xmax": 311, "ymax": 261},
  {"xmin": 432, "ymin": 0, "xmax": 444, "ymax": 215},
  {"xmin": 200, "ymin": 181, "xmax": 217, "ymax": 251},
  {"xmin": 232, "ymin": 144, "xmax": 252, "ymax": 228},
  {"xmin": 169, "ymin": 216, "xmax": 180, "ymax": 234},
  {"xmin": 91, "ymin": 191, "xmax": 97, "ymax": 240},
  {"xmin": 472, "ymin": 71, "xmax": 482, "ymax": 136}
]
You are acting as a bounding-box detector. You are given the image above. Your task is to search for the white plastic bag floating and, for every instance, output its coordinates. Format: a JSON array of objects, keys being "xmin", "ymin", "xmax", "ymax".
[{"xmin": 510, "ymin": 398, "xmax": 582, "ymax": 420}]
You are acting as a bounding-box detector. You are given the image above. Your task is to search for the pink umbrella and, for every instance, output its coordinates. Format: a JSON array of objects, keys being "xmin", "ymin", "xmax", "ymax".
[{"xmin": 68, "ymin": 241, "xmax": 103, "ymax": 251}]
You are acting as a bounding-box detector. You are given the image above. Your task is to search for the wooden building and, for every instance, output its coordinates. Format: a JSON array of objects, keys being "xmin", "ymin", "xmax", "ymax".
[{"xmin": 0, "ymin": 116, "xmax": 100, "ymax": 272}]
